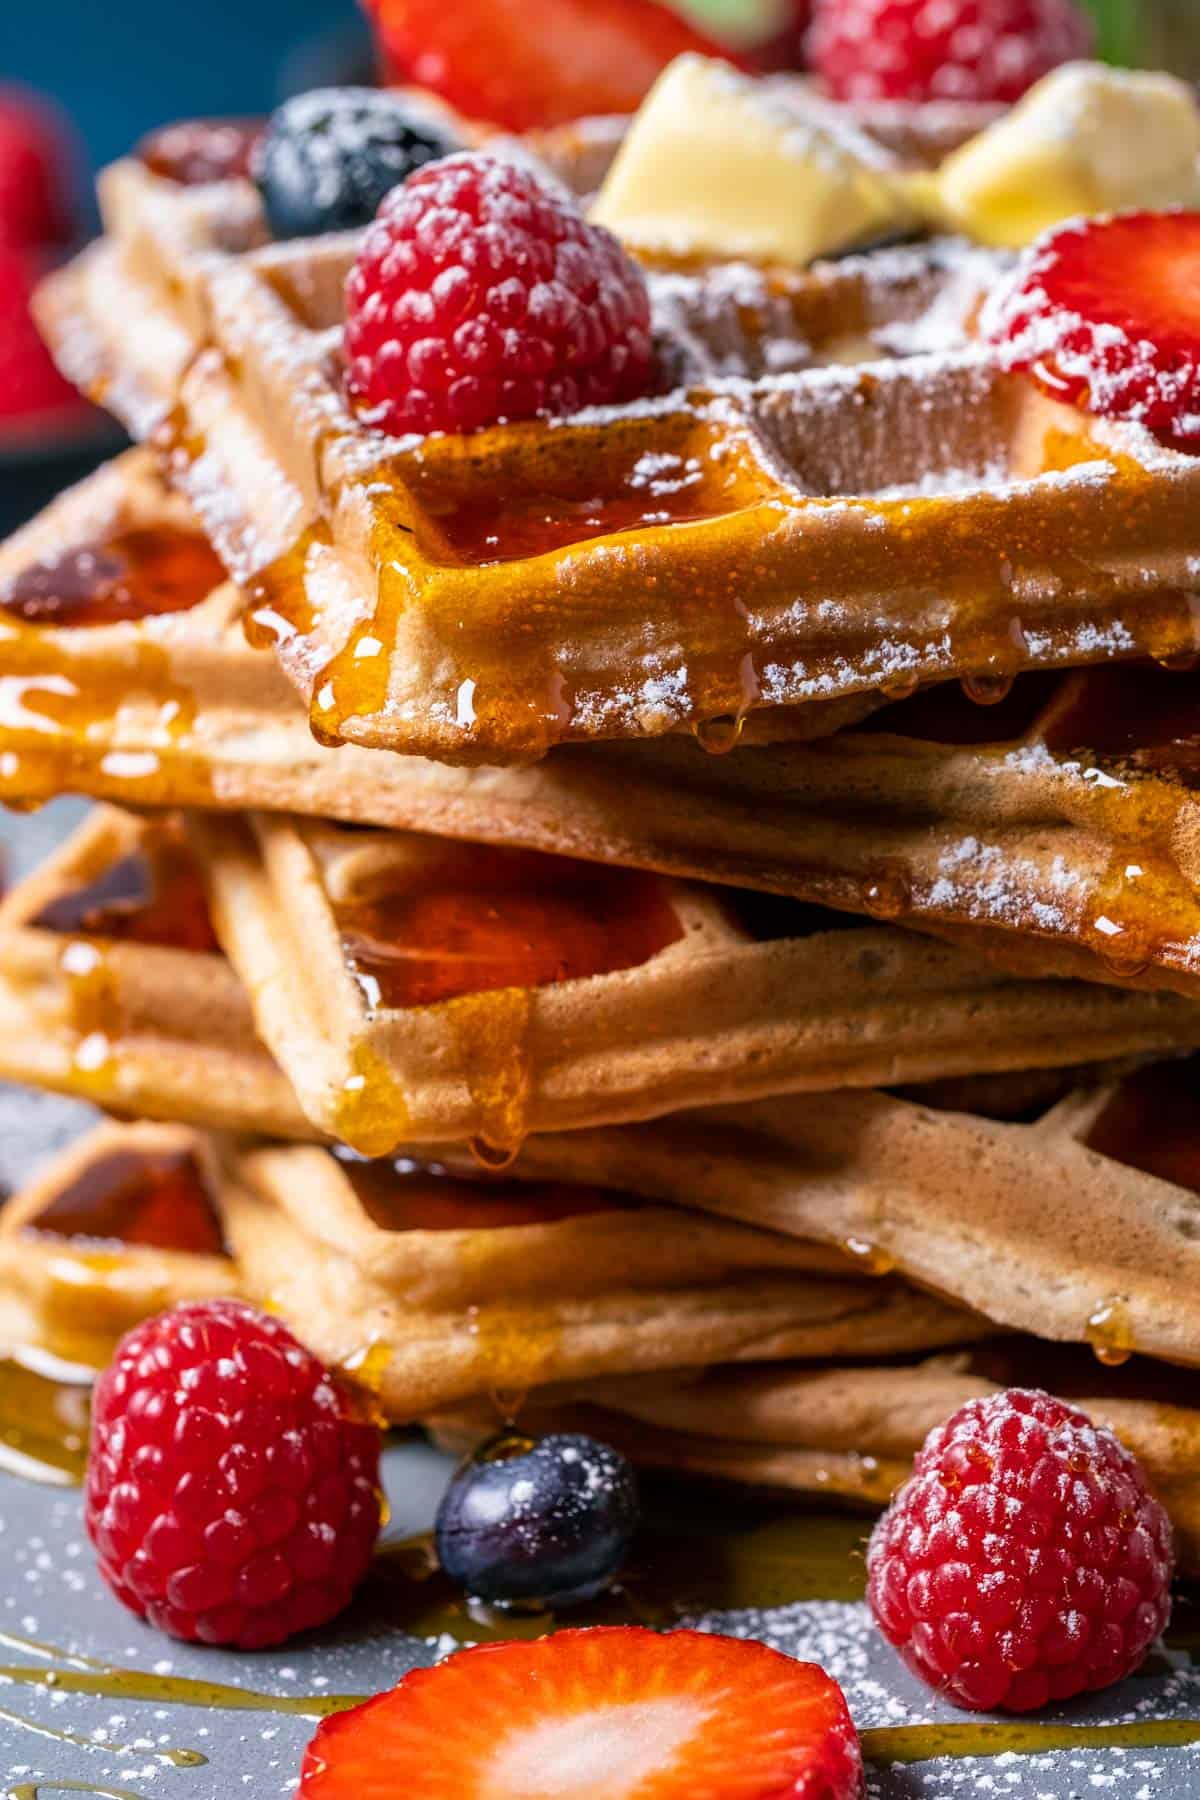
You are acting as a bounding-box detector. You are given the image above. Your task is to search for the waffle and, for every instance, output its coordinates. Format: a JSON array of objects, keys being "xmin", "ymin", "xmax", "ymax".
[
  {"xmin": 0, "ymin": 806, "xmax": 311, "ymax": 1134},
  {"xmin": 0, "ymin": 1121, "xmax": 238, "ymax": 1367},
  {"xmin": 221, "ymin": 1139, "xmax": 987, "ymax": 1420},
  {"xmin": 497, "ymin": 1054, "xmax": 1200, "ymax": 1370},
  {"xmin": 84, "ymin": 114, "xmax": 1200, "ymax": 766},
  {"xmin": 184, "ymin": 807, "xmax": 1200, "ymax": 1156},
  {"xmin": 48, "ymin": 233, "xmax": 1200, "ymax": 766},
  {"xmin": 0, "ymin": 450, "xmax": 886, "ymax": 815},
  {"xmin": 428, "ymin": 1345, "xmax": 1200, "ymax": 1572},
  {"xmin": 11, "ymin": 461, "xmax": 1200, "ymax": 1005}
]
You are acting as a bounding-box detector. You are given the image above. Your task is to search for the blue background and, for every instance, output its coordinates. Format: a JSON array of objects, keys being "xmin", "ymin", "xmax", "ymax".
[{"xmin": 2, "ymin": 0, "xmax": 363, "ymax": 178}]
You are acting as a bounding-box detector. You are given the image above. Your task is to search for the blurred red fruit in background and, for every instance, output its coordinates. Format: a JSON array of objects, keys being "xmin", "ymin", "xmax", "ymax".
[
  {"xmin": 0, "ymin": 86, "xmax": 77, "ymax": 250},
  {"xmin": 367, "ymin": 0, "xmax": 740, "ymax": 131},
  {"xmin": 0, "ymin": 246, "xmax": 86, "ymax": 429}
]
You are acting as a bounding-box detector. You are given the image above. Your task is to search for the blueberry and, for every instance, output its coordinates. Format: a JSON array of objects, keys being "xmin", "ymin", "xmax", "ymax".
[
  {"xmin": 253, "ymin": 87, "xmax": 463, "ymax": 240},
  {"xmin": 435, "ymin": 1431, "xmax": 639, "ymax": 1610}
]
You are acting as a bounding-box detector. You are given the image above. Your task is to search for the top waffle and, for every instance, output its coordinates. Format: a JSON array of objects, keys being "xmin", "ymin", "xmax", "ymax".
[
  {"xmin": 46, "ymin": 75, "xmax": 1200, "ymax": 764},
  {"xmin": 39, "ymin": 71, "xmax": 1200, "ymax": 765}
]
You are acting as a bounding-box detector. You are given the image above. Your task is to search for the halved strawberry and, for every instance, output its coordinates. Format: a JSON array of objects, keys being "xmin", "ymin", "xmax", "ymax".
[
  {"xmin": 298, "ymin": 1626, "xmax": 864, "ymax": 1799},
  {"xmin": 984, "ymin": 213, "xmax": 1200, "ymax": 450},
  {"xmin": 366, "ymin": 0, "xmax": 738, "ymax": 132}
]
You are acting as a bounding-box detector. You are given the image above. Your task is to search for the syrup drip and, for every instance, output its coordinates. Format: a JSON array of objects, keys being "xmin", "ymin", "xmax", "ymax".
[
  {"xmin": 862, "ymin": 865, "xmax": 911, "ymax": 922},
  {"xmin": 840, "ymin": 1237, "xmax": 895, "ymax": 1276},
  {"xmin": 0, "ymin": 1358, "xmax": 90, "ymax": 1486},
  {"xmin": 10, "ymin": 1783, "xmax": 148, "ymax": 1800},
  {"xmin": 0, "ymin": 1699, "xmax": 205, "ymax": 1769},
  {"xmin": 0, "ymin": 1631, "xmax": 356, "ymax": 1719},
  {"xmin": 333, "ymin": 1040, "xmax": 415, "ymax": 1161},
  {"xmin": 337, "ymin": 847, "xmax": 682, "ymax": 1012},
  {"xmin": 960, "ymin": 670, "xmax": 1015, "ymax": 706},
  {"xmin": 693, "ymin": 714, "xmax": 744, "ymax": 756},
  {"xmin": 1085, "ymin": 1296, "xmax": 1137, "ymax": 1368},
  {"xmin": 859, "ymin": 1719, "xmax": 1200, "ymax": 1764},
  {"xmin": 453, "ymin": 988, "xmax": 535, "ymax": 1164},
  {"xmin": 0, "ymin": 529, "xmax": 224, "ymax": 629}
]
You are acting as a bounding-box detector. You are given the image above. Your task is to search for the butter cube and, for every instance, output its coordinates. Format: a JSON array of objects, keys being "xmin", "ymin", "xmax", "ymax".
[
  {"xmin": 591, "ymin": 54, "xmax": 917, "ymax": 265},
  {"xmin": 936, "ymin": 62, "xmax": 1200, "ymax": 249}
]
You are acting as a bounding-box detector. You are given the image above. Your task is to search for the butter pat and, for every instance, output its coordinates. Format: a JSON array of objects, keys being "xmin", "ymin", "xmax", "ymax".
[
  {"xmin": 936, "ymin": 62, "xmax": 1200, "ymax": 249},
  {"xmin": 591, "ymin": 54, "xmax": 917, "ymax": 265}
]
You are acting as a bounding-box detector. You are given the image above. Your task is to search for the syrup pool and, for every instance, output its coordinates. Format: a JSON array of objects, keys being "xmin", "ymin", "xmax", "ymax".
[
  {"xmin": 32, "ymin": 821, "xmax": 220, "ymax": 954},
  {"xmin": 0, "ymin": 528, "xmax": 225, "ymax": 630},
  {"xmin": 337, "ymin": 846, "xmax": 682, "ymax": 1011}
]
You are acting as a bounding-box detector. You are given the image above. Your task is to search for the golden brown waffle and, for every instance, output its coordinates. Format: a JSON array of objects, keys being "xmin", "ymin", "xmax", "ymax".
[
  {"xmin": 185, "ymin": 807, "xmax": 1200, "ymax": 1156},
  {"xmin": 0, "ymin": 1121, "xmax": 237, "ymax": 1367},
  {"xmin": 73, "ymin": 131, "xmax": 1200, "ymax": 770},
  {"xmin": 428, "ymin": 1345, "xmax": 1200, "ymax": 1571},
  {"xmin": 0, "ymin": 452, "xmax": 881, "ymax": 814},
  {"xmin": 499, "ymin": 1055, "xmax": 1200, "ymax": 1370},
  {"xmin": 11, "ymin": 460, "xmax": 1200, "ymax": 1018},
  {"xmin": 222, "ymin": 1139, "xmax": 987, "ymax": 1419},
  {"xmin": 44, "ymin": 212, "xmax": 1200, "ymax": 765},
  {"xmin": 0, "ymin": 806, "xmax": 311, "ymax": 1134}
]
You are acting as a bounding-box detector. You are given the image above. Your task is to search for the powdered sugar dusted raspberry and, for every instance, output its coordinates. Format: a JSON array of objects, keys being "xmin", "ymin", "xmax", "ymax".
[
  {"xmin": 983, "ymin": 213, "xmax": 1200, "ymax": 448},
  {"xmin": 867, "ymin": 1387, "xmax": 1174, "ymax": 1713},
  {"xmin": 808, "ymin": 0, "xmax": 1092, "ymax": 103},
  {"xmin": 85, "ymin": 1299, "xmax": 382, "ymax": 1649},
  {"xmin": 343, "ymin": 152, "xmax": 654, "ymax": 435}
]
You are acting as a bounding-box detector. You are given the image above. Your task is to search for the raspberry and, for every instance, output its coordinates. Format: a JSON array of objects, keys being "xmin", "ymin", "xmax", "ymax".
[
  {"xmin": 0, "ymin": 86, "xmax": 76, "ymax": 249},
  {"xmin": 983, "ymin": 213, "xmax": 1200, "ymax": 449},
  {"xmin": 343, "ymin": 154, "xmax": 654, "ymax": 436},
  {"xmin": 867, "ymin": 1388, "xmax": 1174, "ymax": 1713},
  {"xmin": 85, "ymin": 1300, "xmax": 382, "ymax": 1649},
  {"xmin": 808, "ymin": 0, "xmax": 1092, "ymax": 104}
]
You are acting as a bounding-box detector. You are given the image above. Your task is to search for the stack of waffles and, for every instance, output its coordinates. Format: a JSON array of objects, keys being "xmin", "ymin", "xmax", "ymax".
[{"xmin": 8, "ymin": 51, "xmax": 1200, "ymax": 1566}]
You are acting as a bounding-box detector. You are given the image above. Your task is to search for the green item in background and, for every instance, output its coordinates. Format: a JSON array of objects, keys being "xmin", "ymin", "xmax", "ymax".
[
  {"xmin": 673, "ymin": 0, "xmax": 794, "ymax": 47},
  {"xmin": 1085, "ymin": 0, "xmax": 1143, "ymax": 64}
]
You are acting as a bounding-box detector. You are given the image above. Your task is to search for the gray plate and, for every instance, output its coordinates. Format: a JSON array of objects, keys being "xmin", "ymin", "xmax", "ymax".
[{"xmin": 3, "ymin": 802, "xmax": 1200, "ymax": 1799}]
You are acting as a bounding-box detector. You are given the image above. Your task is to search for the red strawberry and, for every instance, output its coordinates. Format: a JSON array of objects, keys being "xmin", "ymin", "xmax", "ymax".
[
  {"xmin": 0, "ymin": 86, "xmax": 76, "ymax": 249},
  {"xmin": 298, "ymin": 1626, "xmax": 864, "ymax": 1799},
  {"xmin": 984, "ymin": 213, "xmax": 1200, "ymax": 449},
  {"xmin": 366, "ymin": 0, "xmax": 738, "ymax": 132},
  {"xmin": 808, "ymin": 0, "xmax": 1092, "ymax": 104}
]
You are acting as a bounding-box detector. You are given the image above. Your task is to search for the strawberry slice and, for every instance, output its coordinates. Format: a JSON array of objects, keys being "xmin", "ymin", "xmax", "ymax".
[
  {"xmin": 366, "ymin": 0, "xmax": 738, "ymax": 132},
  {"xmin": 298, "ymin": 1626, "xmax": 864, "ymax": 1799},
  {"xmin": 984, "ymin": 212, "xmax": 1200, "ymax": 450}
]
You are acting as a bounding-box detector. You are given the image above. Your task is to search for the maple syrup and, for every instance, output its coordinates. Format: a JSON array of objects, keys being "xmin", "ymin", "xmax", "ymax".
[
  {"xmin": 26, "ymin": 1146, "xmax": 227, "ymax": 1258},
  {"xmin": 0, "ymin": 1358, "xmax": 90, "ymax": 1485},
  {"xmin": 337, "ymin": 845, "xmax": 683, "ymax": 1011},
  {"xmin": 0, "ymin": 528, "xmax": 224, "ymax": 630},
  {"xmin": 32, "ymin": 821, "xmax": 219, "ymax": 954},
  {"xmin": 412, "ymin": 428, "xmax": 747, "ymax": 567},
  {"xmin": 136, "ymin": 117, "xmax": 261, "ymax": 186},
  {"xmin": 862, "ymin": 864, "xmax": 911, "ymax": 922}
]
